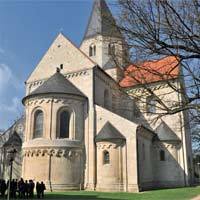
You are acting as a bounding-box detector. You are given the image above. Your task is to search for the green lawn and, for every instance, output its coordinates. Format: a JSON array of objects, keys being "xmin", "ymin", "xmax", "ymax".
[{"xmin": 44, "ymin": 187, "xmax": 200, "ymax": 200}]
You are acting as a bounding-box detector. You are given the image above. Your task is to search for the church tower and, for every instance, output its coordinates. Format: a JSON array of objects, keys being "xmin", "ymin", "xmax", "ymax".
[{"xmin": 80, "ymin": 0, "xmax": 127, "ymax": 82}]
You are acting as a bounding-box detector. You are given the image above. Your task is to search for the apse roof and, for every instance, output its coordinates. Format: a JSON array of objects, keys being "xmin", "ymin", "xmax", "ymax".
[
  {"xmin": 83, "ymin": 0, "xmax": 122, "ymax": 40},
  {"xmin": 23, "ymin": 71, "xmax": 86, "ymax": 102},
  {"xmin": 95, "ymin": 121, "xmax": 125, "ymax": 142}
]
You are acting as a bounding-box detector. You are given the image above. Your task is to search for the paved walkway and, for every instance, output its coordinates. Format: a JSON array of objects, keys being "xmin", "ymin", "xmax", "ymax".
[{"xmin": 192, "ymin": 195, "xmax": 200, "ymax": 200}]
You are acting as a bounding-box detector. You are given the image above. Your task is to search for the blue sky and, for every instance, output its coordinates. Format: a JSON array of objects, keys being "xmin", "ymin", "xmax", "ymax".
[{"xmin": 0, "ymin": 0, "xmax": 99, "ymax": 130}]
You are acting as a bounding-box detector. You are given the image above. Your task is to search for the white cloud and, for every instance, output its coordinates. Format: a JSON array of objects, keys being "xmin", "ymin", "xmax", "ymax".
[
  {"xmin": 0, "ymin": 97, "xmax": 22, "ymax": 115},
  {"xmin": 0, "ymin": 97, "xmax": 23, "ymax": 130},
  {"xmin": 0, "ymin": 63, "xmax": 12, "ymax": 92},
  {"xmin": 0, "ymin": 63, "xmax": 21, "ymax": 94}
]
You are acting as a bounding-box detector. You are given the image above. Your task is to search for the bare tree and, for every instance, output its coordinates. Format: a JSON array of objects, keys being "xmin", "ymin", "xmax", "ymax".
[{"xmin": 106, "ymin": 0, "xmax": 200, "ymax": 149}]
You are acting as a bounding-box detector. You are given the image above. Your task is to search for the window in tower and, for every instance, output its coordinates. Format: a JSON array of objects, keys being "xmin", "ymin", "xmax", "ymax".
[
  {"xmin": 89, "ymin": 44, "xmax": 96, "ymax": 57},
  {"xmin": 108, "ymin": 43, "xmax": 115, "ymax": 55},
  {"xmin": 146, "ymin": 95, "xmax": 157, "ymax": 115}
]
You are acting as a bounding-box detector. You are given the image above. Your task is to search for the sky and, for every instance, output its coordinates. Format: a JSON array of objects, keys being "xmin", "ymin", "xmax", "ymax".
[{"xmin": 0, "ymin": 0, "xmax": 100, "ymax": 130}]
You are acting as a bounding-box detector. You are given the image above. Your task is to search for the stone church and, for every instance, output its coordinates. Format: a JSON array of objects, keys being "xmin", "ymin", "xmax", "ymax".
[{"xmin": 0, "ymin": 0, "xmax": 193, "ymax": 192}]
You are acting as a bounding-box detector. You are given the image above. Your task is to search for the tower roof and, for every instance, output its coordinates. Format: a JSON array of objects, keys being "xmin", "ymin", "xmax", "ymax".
[
  {"xmin": 95, "ymin": 122, "xmax": 125, "ymax": 142},
  {"xmin": 83, "ymin": 0, "xmax": 122, "ymax": 40},
  {"xmin": 23, "ymin": 71, "xmax": 86, "ymax": 103}
]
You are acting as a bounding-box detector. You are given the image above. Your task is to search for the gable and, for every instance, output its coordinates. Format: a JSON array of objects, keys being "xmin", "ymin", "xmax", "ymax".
[
  {"xmin": 155, "ymin": 121, "xmax": 180, "ymax": 141},
  {"xmin": 26, "ymin": 33, "xmax": 96, "ymax": 83},
  {"xmin": 95, "ymin": 121, "xmax": 125, "ymax": 142}
]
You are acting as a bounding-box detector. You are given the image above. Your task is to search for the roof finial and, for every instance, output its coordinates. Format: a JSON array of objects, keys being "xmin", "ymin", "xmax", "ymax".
[{"xmin": 56, "ymin": 67, "xmax": 60, "ymax": 73}]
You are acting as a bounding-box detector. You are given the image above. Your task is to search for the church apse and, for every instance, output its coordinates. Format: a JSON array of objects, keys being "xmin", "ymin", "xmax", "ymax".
[
  {"xmin": 95, "ymin": 122, "xmax": 126, "ymax": 192},
  {"xmin": 22, "ymin": 71, "xmax": 87, "ymax": 191}
]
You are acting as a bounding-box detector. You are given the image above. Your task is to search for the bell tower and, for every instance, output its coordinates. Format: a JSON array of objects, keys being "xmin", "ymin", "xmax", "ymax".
[{"xmin": 80, "ymin": 0, "xmax": 127, "ymax": 82}]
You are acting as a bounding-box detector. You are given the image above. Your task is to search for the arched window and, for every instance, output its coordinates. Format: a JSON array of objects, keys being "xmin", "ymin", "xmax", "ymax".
[
  {"xmin": 104, "ymin": 89, "xmax": 109, "ymax": 109},
  {"xmin": 103, "ymin": 151, "xmax": 110, "ymax": 164},
  {"xmin": 89, "ymin": 44, "xmax": 96, "ymax": 57},
  {"xmin": 160, "ymin": 150, "xmax": 165, "ymax": 161},
  {"xmin": 146, "ymin": 95, "xmax": 156, "ymax": 115},
  {"xmin": 93, "ymin": 45, "xmax": 96, "ymax": 56},
  {"xmin": 33, "ymin": 110, "xmax": 43, "ymax": 138},
  {"xmin": 59, "ymin": 110, "xmax": 70, "ymax": 138},
  {"xmin": 108, "ymin": 43, "xmax": 115, "ymax": 55},
  {"xmin": 89, "ymin": 46, "xmax": 93, "ymax": 57}
]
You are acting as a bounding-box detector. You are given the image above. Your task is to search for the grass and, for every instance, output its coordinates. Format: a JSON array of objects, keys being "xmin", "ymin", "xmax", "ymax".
[{"xmin": 44, "ymin": 186, "xmax": 200, "ymax": 200}]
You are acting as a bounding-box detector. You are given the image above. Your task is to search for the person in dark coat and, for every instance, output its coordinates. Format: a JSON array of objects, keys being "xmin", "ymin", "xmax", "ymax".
[
  {"xmin": 24, "ymin": 180, "xmax": 29, "ymax": 198},
  {"xmin": 12, "ymin": 179, "xmax": 17, "ymax": 198},
  {"xmin": 0, "ymin": 180, "xmax": 7, "ymax": 197},
  {"xmin": 18, "ymin": 178, "xmax": 25, "ymax": 199},
  {"xmin": 40, "ymin": 182, "xmax": 46, "ymax": 198},
  {"xmin": 36, "ymin": 182, "xmax": 41, "ymax": 199},
  {"xmin": 29, "ymin": 180, "xmax": 35, "ymax": 198}
]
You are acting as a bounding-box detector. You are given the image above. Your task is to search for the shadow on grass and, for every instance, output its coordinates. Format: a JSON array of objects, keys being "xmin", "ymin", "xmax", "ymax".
[
  {"xmin": 44, "ymin": 192, "xmax": 122, "ymax": 200},
  {"xmin": 0, "ymin": 195, "xmax": 120, "ymax": 200}
]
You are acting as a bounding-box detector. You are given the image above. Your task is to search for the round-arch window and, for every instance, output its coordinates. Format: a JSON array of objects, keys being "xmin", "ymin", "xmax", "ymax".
[
  {"xmin": 103, "ymin": 151, "xmax": 110, "ymax": 164},
  {"xmin": 33, "ymin": 110, "xmax": 43, "ymax": 138},
  {"xmin": 89, "ymin": 44, "xmax": 96, "ymax": 57},
  {"xmin": 59, "ymin": 111, "xmax": 70, "ymax": 138}
]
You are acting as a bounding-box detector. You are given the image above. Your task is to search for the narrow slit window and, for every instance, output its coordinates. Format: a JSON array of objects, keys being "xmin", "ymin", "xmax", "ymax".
[
  {"xmin": 103, "ymin": 151, "xmax": 110, "ymax": 164},
  {"xmin": 89, "ymin": 44, "xmax": 96, "ymax": 57},
  {"xmin": 160, "ymin": 150, "xmax": 165, "ymax": 161}
]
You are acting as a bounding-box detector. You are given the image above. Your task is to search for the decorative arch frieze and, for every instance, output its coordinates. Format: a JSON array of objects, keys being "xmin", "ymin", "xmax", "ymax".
[
  {"xmin": 23, "ymin": 147, "xmax": 82, "ymax": 159},
  {"xmin": 96, "ymin": 143, "xmax": 118, "ymax": 150},
  {"xmin": 153, "ymin": 141, "xmax": 181, "ymax": 150},
  {"xmin": 25, "ymin": 97, "xmax": 82, "ymax": 107},
  {"xmin": 126, "ymin": 82, "xmax": 171, "ymax": 95}
]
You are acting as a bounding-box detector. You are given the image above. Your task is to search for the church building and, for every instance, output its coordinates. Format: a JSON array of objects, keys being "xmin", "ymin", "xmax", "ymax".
[{"xmin": 0, "ymin": 0, "xmax": 193, "ymax": 192}]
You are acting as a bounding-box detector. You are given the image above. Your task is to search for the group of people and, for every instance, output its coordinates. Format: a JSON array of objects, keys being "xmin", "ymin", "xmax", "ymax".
[{"xmin": 0, "ymin": 178, "xmax": 46, "ymax": 199}]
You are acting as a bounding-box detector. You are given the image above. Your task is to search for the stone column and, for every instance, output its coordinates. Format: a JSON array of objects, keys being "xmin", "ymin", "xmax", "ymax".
[{"xmin": 127, "ymin": 135, "xmax": 139, "ymax": 192}]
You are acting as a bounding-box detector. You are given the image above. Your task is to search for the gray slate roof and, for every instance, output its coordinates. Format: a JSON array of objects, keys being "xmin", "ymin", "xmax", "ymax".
[
  {"xmin": 25, "ymin": 72, "xmax": 85, "ymax": 99},
  {"xmin": 95, "ymin": 122, "xmax": 125, "ymax": 142},
  {"xmin": 0, "ymin": 116, "xmax": 25, "ymax": 148},
  {"xmin": 155, "ymin": 121, "xmax": 180, "ymax": 141},
  {"xmin": 3, "ymin": 131, "xmax": 22, "ymax": 148},
  {"xmin": 83, "ymin": 0, "xmax": 122, "ymax": 40}
]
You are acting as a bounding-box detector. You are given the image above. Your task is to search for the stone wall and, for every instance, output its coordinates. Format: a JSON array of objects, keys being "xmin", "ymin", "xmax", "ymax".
[
  {"xmin": 126, "ymin": 80, "xmax": 193, "ymax": 187},
  {"xmin": 95, "ymin": 105, "xmax": 139, "ymax": 192},
  {"xmin": 22, "ymin": 95, "xmax": 85, "ymax": 191}
]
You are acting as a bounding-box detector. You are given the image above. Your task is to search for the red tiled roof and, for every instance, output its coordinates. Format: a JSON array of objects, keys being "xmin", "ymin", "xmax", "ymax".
[{"xmin": 119, "ymin": 56, "xmax": 180, "ymax": 88}]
